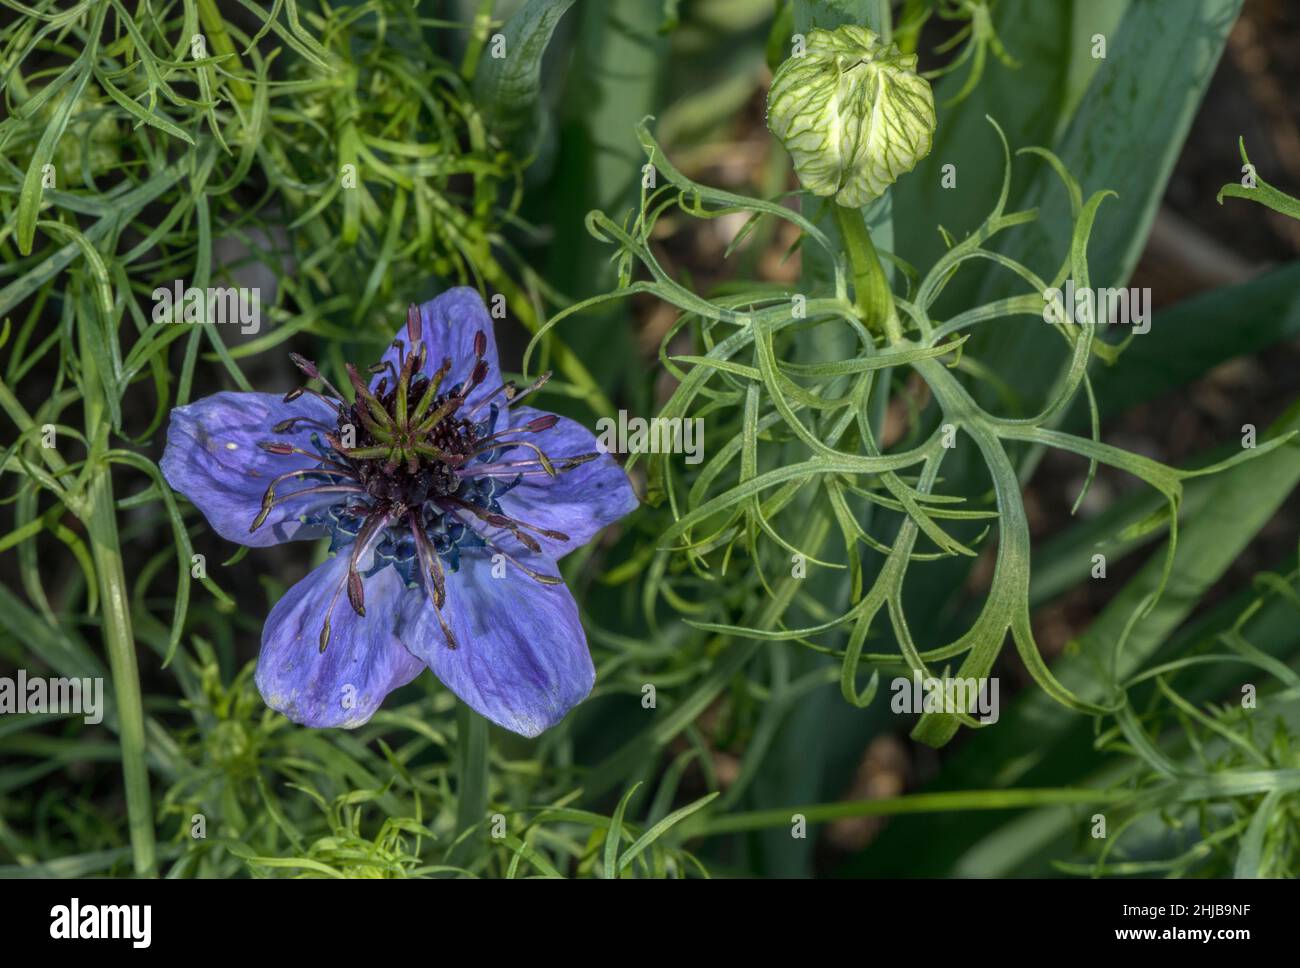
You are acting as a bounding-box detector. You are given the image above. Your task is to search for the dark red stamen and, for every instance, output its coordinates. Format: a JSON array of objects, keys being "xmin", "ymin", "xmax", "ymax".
[{"xmin": 262, "ymin": 311, "xmax": 585, "ymax": 654}]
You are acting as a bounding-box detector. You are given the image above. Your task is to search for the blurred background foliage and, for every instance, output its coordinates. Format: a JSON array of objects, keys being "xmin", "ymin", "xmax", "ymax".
[{"xmin": 1, "ymin": 0, "xmax": 1298, "ymax": 878}]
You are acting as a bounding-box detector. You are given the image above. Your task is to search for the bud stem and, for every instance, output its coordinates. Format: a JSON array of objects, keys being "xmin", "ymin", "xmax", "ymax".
[{"xmin": 834, "ymin": 203, "xmax": 902, "ymax": 344}]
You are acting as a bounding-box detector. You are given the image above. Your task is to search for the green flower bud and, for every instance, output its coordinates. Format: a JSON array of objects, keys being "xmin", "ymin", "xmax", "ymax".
[{"xmin": 767, "ymin": 26, "xmax": 936, "ymax": 208}]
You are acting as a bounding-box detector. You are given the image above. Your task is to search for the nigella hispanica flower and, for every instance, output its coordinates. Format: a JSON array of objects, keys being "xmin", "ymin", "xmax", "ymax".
[{"xmin": 161, "ymin": 288, "xmax": 638, "ymax": 736}]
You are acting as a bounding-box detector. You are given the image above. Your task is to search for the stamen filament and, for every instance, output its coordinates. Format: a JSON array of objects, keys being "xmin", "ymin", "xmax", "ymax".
[
  {"xmin": 469, "ymin": 438, "xmax": 556, "ymax": 477},
  {"xmin": 251, "ymin": 465, "xmax": 357, "ymax": 532},
  {"xmin": 408, "ymin": 511, "xmax": 459, "ymax": 650},
  {"xmin": 289, "ymin": 353, "xmax": 348, "ymax": 402},
  {"xmin": 444, "ymin": 508, "xmax": 564, "ymax": 586}
]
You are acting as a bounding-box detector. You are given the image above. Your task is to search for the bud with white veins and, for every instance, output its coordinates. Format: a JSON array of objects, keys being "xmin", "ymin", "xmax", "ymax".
[{"xmin": 767, "ymin": 26, "xmax": 936, "ymax": 207}]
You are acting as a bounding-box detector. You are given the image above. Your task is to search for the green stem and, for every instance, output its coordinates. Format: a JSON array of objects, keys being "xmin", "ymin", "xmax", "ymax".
[
  {"xmin": 460, "ymin": 0, "xmax": 495, "ymax": 81},
  {"xmin": 86, "ymin": 474, "xmax": 155, "ymax": 875},
  {"xmin": 894, "ymin": 0, "xmax": 927, "ymax": 53},
  {"xmin": 0, "ymin": 369, "xmax": 157, "ymax": 873},
  {"xmin": 833, "ymin": 202, "xmax": 902, "ymax": 344},
  {"xmin": 79, "ymin": 325, "xmax": 155, "ymax": 876},
  {"xmin": 683, "ymin": 786, "xmax": 1131, "ymax": 837},
  {"xmin": 195, "ymin": 0, "xmax": 253, "ymax": 103},
  {"xmin": 449, "ymin": 702, "xmax": 489, "ymax": 866}
]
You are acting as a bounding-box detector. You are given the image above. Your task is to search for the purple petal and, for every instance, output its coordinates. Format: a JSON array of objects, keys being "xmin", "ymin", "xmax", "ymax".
[
  {"xmin": 161, "ymin": 391, "xmax": 345, "ymax": 547},
  {"xmin": 371, "ymin": 287, "xmax": 502, "ymax": 411},
  {"xmin": 399, "ymin": 546, "xmax": 594, "ymax": 737},
  {"xmin": 487, "ymin": 406, "xmax": 638, "ymax": 559},
  {"xmin": 256, "ymin": 555, "xmax": 425, "ymax": 728}
]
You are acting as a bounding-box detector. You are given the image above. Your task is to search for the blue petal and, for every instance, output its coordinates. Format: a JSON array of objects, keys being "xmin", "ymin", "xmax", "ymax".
[
  {"xmin": 399, "ymin": 546, "xmax": 594, "ymax": 737},
  {"xmin": 161, "ymin": 391, "xmax": 346, "ymax": 547},
  {"xmin": 489, "ymin": 406, "xmax": 638, "ymax": 559},
  {"xmin": 371, "ymin": 287, "xmax": 502, "ymax": 411},
  {"xmin": 256, "ymin": 555, "xmax": 424, "ymax": 728}
]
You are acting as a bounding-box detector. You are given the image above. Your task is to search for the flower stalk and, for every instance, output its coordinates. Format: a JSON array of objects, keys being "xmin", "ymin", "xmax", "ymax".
[
  {"xmin": 451, "ymin": 703, "xmax": 489, "ymax": 866},
  {"xmin": 834, "ymin": 202, "xmax": 903, "ymax": 344},
  {"xmin": 80, "ymin": 322, "xmax": 156, "ymax": 877},
  {"xmin": 195, "ymin": 0, "xmax": 253, "ymax": 104}
]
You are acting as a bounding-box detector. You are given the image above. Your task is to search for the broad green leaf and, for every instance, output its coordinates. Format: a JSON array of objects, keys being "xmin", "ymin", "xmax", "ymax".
[
  {"xmin": 966, "ymin": 0, "xmax": 1245, "ymax": 402},
  {"xmin": 895, "ymin": 0, "xmax": 1127, "ymax": 283},
  {"xmin": 472, "ymin": 0, "xmax": 576, "ymax": 157}
]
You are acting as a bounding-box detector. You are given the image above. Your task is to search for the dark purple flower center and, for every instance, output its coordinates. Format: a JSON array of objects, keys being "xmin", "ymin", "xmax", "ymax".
[
  {"xmin": 250, "ymin": 304, "xmax": 599, "ymax": 653},
  {"xmin": 348, "ymin": 380, "xmax": 477, "ymax": 507}
]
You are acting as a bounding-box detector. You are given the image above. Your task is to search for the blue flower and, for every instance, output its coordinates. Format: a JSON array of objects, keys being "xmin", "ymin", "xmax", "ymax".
[{"xmin": 161, "ymin": 288, "xmax": 638, "ymax": 736}]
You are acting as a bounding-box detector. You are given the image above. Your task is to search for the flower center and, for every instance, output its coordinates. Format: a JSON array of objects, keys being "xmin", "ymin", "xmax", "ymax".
[
  {"xmin": 347, "ymin": 379, "xmax": 478, "ymax": 509},
  {"xmin": 250, "ymin": 304, "xmax": 597, "ymax": 654}
]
